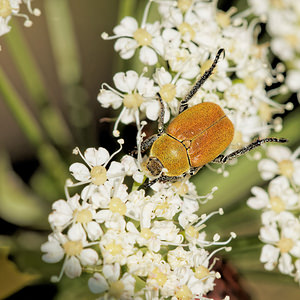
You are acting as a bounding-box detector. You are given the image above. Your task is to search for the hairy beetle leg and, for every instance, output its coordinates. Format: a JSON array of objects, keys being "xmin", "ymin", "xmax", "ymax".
[{"xmin": 212, "ymin": 137, "xmax": 288, "ymax": 164}]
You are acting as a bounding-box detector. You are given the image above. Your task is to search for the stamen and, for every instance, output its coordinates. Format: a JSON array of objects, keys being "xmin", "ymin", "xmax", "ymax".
[
  {"xmin": 73, "ymin": 147, "xmax": 92, "ymax": 169},
  {"xmin": 141, "ymin": 0, "xmax": 153, "ymax": 28},
  {"xmin": 193, "ymin": 208, "xmax": 224, "ymax": 228},
  {"xmin": 101, "ymin": 83, "xmax": 124, "ymax": 98},
  {"xmin": 113, "ymin": 107, "xmax": 127, "ymax": 138},
  {"xmin": 104, "ymin": 139, "xmax": 124, "ymax": 167}
]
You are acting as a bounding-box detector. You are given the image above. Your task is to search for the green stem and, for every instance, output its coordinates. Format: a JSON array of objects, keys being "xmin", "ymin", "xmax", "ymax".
[
  {"xmin": 0, "ymin": 67, "xmax": 67, "ymax": 186},
  {"xmin": 4, "ymin": 20, "xmax": 73, "ymax": 147}
]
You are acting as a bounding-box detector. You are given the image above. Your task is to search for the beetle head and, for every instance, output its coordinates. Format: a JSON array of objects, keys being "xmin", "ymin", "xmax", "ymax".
[{"xmin": 147, "ymin": 156, "xmax": 164, "ymax": 176}]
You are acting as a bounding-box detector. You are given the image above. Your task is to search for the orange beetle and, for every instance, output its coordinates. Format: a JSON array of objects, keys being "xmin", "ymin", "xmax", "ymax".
[{"xmin": 141, "ymin": 49, "xmax": 287, "ymax": 186}]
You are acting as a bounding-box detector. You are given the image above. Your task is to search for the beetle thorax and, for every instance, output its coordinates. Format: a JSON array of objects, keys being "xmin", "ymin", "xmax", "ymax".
[{"xmin": 147, "ymin": 156, "xmax": 164, "ymax": 176}]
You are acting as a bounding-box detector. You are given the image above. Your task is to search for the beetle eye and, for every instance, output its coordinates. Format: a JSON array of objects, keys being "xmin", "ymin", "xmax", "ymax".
[{"xmin": 147, "ymin": 157, "xmax": 163, "ymax": 176}]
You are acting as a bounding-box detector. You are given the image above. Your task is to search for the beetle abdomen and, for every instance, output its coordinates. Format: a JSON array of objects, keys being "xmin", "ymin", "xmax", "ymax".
[
  {"xmin": 188, "ymin": 115, "xmax": 234, "ymax": 167},
  {"xmin": 167, "ymin": 102, "xmax": 234, "ymax": 167}
]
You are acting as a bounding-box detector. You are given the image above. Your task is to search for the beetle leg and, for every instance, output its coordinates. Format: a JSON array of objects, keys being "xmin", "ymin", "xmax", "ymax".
[
  {"xmin": 156, "ymin": 92, "xmax": 165, "ymax": 135},
  {"xmin": 144, "ymin": 174, "xmax": 184, "ymax": 187},
  {"xmin": 141, "ymin": 134, "xmax": 159, "ymax": 153},
  {"xmin": 212, "ymin": 137, "xmax": 288, "ymax": 164},
  {"xmin": 189, "ymin": 166, "xmax": 202, "ymax": 176},
  {"xmin": 179, "ymin": 48, "xmax": 225, "ymax": 113}
]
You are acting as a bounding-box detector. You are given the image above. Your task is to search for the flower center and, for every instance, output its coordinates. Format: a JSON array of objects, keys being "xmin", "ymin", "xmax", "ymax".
[
  {"xmin": 106, "ymin": 241, "xmax": 123, "ymax": 256},
  {"xmin": 123, "ymin": 93, "xmax": 144, "ymax": 108},
  {"xmin": 160, "ymin": 83, "xmax": 176, "ymax": 103},
  {"xmin": 277, "ymin": 237, "xmax": 294, "ymax": 253},
  {"xmin": 195, "ymin": 265, "xmax": 210, "ymax": 280},
  {"xmin": 185, "ymin": 225, "xmax": 199, "ymax": 239},
  {"xmin": 259, "ymin": 102, "xmax": 273, "ymax": 122},
  {"xmin": 109, "ymin": 280, "xmax": 124, "ymax": 298},
  {"xmin": 151, "ymin": 267, "xmax": 167, "ymax": 286},
  {"xmin": 244, "ymin": 76, "xmax": 259, "ymax": 90},
  {"xmin": 215, "ymin": 7, "xmax": 237, "ymax": 28},
  {"xmin": 178, "ymin": 0, "xmax": 192, "ymax": 12},
  {"xmin": 141, "ymin": 228, "xmax": 154, "ymax": 240},
  {"xmin": 74, "ymin": 208, "xmax": 93, "ymax": 223},
  {"xmin": 109, "ymin": 197, "xmax": 127, "ymax": 215},
  {"xmin": 270, "ymin": 0, "xmax": 285, "ymax": 9},
  {"xmin": 63, "ymin": 240, "xmax": 83, "ymax": 256},
  {"xmin": 178, "ymin": 22, "xmax": 195, "ymax": 40},
  {"xmin": 155, "ymin": 200, "xmax": 169, "ymax": 214},
  {"xmin": 278, "ymin": 159, "xmax": 294, "ymax": 178},
  {"xmin": 0, "ymin": 0, "xmax": 12, "ymax": 18},
  {"xmin": 133, "ymin": 28, "xmax": 152, "ymax": 46},
  {"xmin": 90, "ymin": 165, "xmax": 107, "ymax": 185},
  {"xmin": 269, "ymin": 196, "xmax": 285, "ymax": 213},
  {"xmin": 175, "ymin": 285, "xmax": 193, "ymax": 300}
]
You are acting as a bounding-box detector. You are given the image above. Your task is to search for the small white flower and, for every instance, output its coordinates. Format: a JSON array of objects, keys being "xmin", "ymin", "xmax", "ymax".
[
  {"xmin": 88, "ymin": 264, "xmax": 135, "ymax": 298},
  {"xmin": 260, "ymin": 216, "xmax": 300, "ymax": 275},
  {"xmin": 258, "ymin": 146, "xmax": 300, "ymax": 185},
  {"xmin": 49, "ymin": 193, "xmax": 102, "ymax": 241},
  {"xmin": 99, "ymin": 229, "xmax": 136, "ymax": 265},
  {"xmin": 247, "ymin": 176, "xmax": 298, "ymax": 213},
  {"xmin": 41, "ymin": 231, "xmax": 99, "ymax": 281},
  {"xmin": 104, "ymin": 14, "xmax": 163, "ymax": 65}
]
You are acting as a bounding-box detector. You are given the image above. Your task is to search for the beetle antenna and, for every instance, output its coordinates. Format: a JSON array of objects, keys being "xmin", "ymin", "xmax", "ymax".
[
  {"xmin": 156, "ymin": 92, "xmax": 165, "ymax": 135},
  {"xmin": 179, "ymin": 48, "xmax": 225, "ymax": 113}
]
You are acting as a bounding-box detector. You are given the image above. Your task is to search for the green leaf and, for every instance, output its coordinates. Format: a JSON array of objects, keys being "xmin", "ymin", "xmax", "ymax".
[
  {"xmin": 0, "ymin": 247, "xmax": 39, "ymax": 299},
  {"xmin": 0, "ymin": 153, "xmax": 49, "ymax": 228}
]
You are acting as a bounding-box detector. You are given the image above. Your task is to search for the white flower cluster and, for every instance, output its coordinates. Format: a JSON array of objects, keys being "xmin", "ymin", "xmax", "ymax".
[
  {"xmin": 98, "ymin": 0, "xmax": 291, "ymax": 148},
  {"xmin": 248, "ymin": 0, "xmax": 300, "ymax": 94},
  {"xmin": 247, "ymin": 145, "xmax": 300, "ymax": 282},
  {"xmin": 41, "ymin": 144, "xmax": 235, "ymax": 299},
  {"xmin": 0, "ymin": 0, "xmax": 40, "ymax": 38}
]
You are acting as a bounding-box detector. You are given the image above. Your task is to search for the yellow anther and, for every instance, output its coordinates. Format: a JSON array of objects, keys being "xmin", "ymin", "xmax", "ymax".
[
  {"xmin": 90, "ymin": 165, "xmax": 107, "ymax": 185},
  {"xmin": 133, "ymin": 28, "xmax": 152, "ymax": 46},
  {"xmin": 63, "ymin": 240, "xmax": 83, "ymax": 256},
  {"xmin": 123, "ymin": 93, "xmax": 144, "ymax": 108},
  {"xmin": 109, "ymin": 197, "xmax": 127, "ymax": 215}
]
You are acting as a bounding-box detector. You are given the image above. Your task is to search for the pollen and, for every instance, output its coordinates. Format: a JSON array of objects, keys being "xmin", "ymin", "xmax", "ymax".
[
  {"xmin": 269, "ymin": 196, "xmax": 285, "ymax": 213},
  {"xmin": 74, "ymin": 208, "xmax": 93, "ymax": 223},
  {"xmin": 216, "ymin": 7, "xmax": 237, "ymax": 28},
  {"xmin": 63, "ymin": 240, "xmax": 83, "ymax": 256},
  {"xmin": 259, "ymin": 102, "xmax": 273, "ymax": 122},
  {"xmin": 133, "ymin": 28, "xmax": 152, "ymax": 46},
  {"xmin": 277, "ymin": 237, "xmax": 294, "ymax": 253},
  {"xmin": 109, "ymin": 197, "xmax": 127, "ymax": 215},
  {"xmin": 278, "ymin": 159, "xmax": 294, "ymax": 179},
  {"xmin": 177, "ymin": 0, "xmax": 193, "ymax": 12},
  {"xmin": 160, "ymin": 83, "xmax": 176, "ymax": 103},
  {"xmin": 109, "ymin": 280, "xmax": 124, "ymax": 298},
  {"xmin": 123, "ymin": 93, "xmax": 144, "ymax": 108},
  {"xmin": 175, "ymin": 285, "xmax": 193, "ymax": 300},
  {"xmin": 90, "ymin": 165, "xmax": 107, "ymax": 185},
  {"xmin": 151, "ymin": 267, "xmax": 167, "ymax": 287},
  {"xmin": 244, "ymin": 76, "xmax": 259, "ymax": 90},
  {"xmin": 156, "ymin": 200, "xmax": 169, "ymax": 213},
  {"xmin": 185, "ymin": 225, "xmax": 199, "ymax": 239},
  {"xmin": 106, "ymin": 241, "xmax": 123, "ymax": 256},
  {"xmin": 140, "ymin": 228, "xmax": 154, "ymax": 240},
  {"xmin": 195, "ymin": 265, "xmax": 210, "ymax": 280},
  {"xmin": 0, "ymin": 0, "xmax": 12, "ymax": 18},
  {"xmin": 178, "ymin": 22, "xmax": 195, "ymax": 40}
]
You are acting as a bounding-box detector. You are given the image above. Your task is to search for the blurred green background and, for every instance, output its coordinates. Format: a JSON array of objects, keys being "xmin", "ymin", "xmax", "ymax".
[{"xmin": 0, "ymin": 0, "xmax": 299, "ymax": 299}]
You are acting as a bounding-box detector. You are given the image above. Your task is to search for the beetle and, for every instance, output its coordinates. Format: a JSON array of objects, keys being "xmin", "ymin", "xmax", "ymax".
[{"xmin": 140, "ymin": 49, "xmax": 287, "ymax": 186}]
